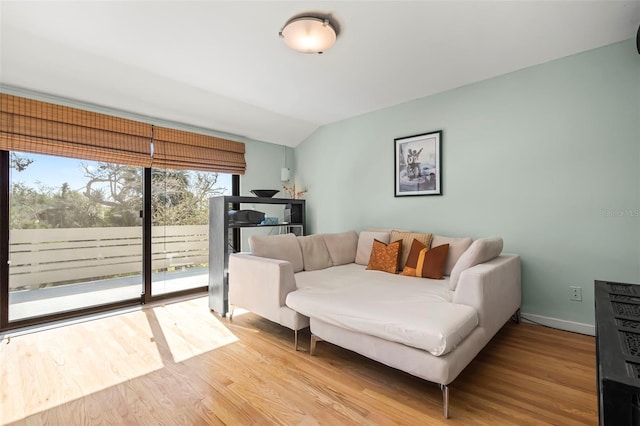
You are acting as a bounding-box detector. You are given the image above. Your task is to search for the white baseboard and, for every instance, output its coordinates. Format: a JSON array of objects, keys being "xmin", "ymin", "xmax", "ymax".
[{"xmin": 520, "ymin": 312, "xmax": 595, "ymax": 336}]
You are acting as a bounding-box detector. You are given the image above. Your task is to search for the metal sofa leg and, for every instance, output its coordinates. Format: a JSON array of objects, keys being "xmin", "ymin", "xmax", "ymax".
[
  {"xmin": 310, "ymin": 334, "xmax": 323, "ymax": 355},
  {"xmin": 440, "ymin": 384, "xmax": 449, "ymax": 419},
  {"xmin": 294, "ymin": 329, "xmax": 299, "ymax": 351},
  {"xmin": 512, "ymin": 308, "xmax": 521, "ymax": 324},
  {"xmin": 228, "ymin": 304, "xmax": 235, "ymax": 320}
]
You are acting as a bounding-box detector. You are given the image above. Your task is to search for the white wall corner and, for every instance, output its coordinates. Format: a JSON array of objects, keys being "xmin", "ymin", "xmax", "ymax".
[{"xmin": 521, "ymin": 312, "xmax": 595, "ymax": 336}]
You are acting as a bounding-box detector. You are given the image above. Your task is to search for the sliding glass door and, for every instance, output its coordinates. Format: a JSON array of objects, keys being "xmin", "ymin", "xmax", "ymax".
[
  {"xmin": 8, "ymin": 152, "xmax": 143, "ymax": 321},
  {"xmin": 151, "ymin": 168, "xmax": 232, "ymax": 296},
  {"xmin": 0, "ymin": 93, "xmax": 244, "ymax": 330}
]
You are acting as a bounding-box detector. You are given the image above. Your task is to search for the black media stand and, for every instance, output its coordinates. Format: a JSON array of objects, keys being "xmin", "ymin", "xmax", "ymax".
[{"xmin": 208, "ymin": 196, "xmax": 305, "ymax": 317}]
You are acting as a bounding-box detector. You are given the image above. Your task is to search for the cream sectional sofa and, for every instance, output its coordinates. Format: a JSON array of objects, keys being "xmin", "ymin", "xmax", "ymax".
[{"xmin": 228, "ymin": 230, "xmax": 521, "ymax": 418}]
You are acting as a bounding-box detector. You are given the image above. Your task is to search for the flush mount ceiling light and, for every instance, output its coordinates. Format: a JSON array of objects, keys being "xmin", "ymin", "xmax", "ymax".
[{"xmin": 279, "ymin": 16, "xmax": 337, "ymax": 54}]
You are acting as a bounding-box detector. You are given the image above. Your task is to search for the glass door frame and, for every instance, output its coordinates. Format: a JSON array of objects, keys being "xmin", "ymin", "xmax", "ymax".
[
  {"xmin": 0, "ymin": 152, "xmax": 238, "ymax": 331},
  {"xmin": 1, "ymin": 151, "xmax": 9, "ymax": 328}
]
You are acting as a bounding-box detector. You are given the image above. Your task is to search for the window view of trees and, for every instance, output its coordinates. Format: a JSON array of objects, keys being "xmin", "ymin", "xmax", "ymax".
[
  {"xmin": 8, "ymin": 151, "xmax": 231, "ymax": 318},
  {"xmin": 9, "ymin": 152, "xmax": 228, "ymax": 229},
  {"xmin": 151, "ymin": 169, "xmax": 226, "ymax": 226}
]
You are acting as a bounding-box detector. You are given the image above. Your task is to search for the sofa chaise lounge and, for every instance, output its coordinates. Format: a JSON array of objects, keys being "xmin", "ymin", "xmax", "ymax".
[{"xmin": 228, "ymin": 230, "xmax": 521, "ymax": 418}]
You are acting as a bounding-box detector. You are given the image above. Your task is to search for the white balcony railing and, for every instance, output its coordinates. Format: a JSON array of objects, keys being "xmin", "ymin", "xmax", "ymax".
[{"xmin": 9, "ymin": 225, "xmax": 209, "ymax": 290}]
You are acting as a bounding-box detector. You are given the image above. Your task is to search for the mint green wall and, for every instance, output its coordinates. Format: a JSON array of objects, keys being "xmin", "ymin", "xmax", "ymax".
[
  {"xmin": 240, "ymin": 142, "xmax": 295, "ymax": 250},
  {"xmin": 241, "ymin": 142, "xmax": 292, "ymax": 198},
  {"xmin": 295, "ymin": 39, "xmax": 640, "ymax": 326}
]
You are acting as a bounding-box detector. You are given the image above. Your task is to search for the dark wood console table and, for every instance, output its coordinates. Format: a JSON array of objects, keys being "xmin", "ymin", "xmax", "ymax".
[{"xmin": 595, "ymin": 280, "xmax": 640, "ymax": 425}]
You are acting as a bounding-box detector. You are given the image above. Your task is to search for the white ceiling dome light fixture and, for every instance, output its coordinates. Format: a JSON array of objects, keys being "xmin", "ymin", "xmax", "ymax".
[{"xmin": 279, "ymin": 16, "xmax": 337, "ymax": 54}]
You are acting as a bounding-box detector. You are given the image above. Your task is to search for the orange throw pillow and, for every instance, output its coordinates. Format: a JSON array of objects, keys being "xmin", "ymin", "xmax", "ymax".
[
  {"xmin": 402, "ymin": 239, "xmax": 428, "ymax": 276},
  {"xmin": 417, "ymin": 243, "xmax": 449, "ymax": 279},
  {"xmin": 366, "ymin": 239, "xmax": 401, "ymax": 274},
  {"xmin": 403, "ymin": 239, "xmax": 449, "ymax": 279}
]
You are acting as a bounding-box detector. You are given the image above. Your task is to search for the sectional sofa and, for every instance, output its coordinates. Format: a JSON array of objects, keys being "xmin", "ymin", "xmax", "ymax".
[{"xmin": 228, "ymin": 230, "xmax": 521, "ymax": 418}]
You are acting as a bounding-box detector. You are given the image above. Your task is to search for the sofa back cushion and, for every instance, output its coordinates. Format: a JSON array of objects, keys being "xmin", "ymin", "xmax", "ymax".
[
  {"xmin": 297, "ymin": 234, "xmax": 333, "ymax": 271},
  {"xmin": 322, "ymin": 231, "xmax": 358, "ymax": 266},
  {"xmin": 449, "ymin": 237, "xmax": 504, "ymax": 290},
  {"xmin": 355, "ymin": 231, "xmax": 390, "ymax": 265},
  {"xmin": 390, "ymin": 230, "xmax": 433, "ymax": 271},
  {"xmin": 249, "ymin": 233, "xmax": 304, "ymax": 273},
  {"xmin": 431, "ymin": 235, "xmax": 473, "ymax": 276}
]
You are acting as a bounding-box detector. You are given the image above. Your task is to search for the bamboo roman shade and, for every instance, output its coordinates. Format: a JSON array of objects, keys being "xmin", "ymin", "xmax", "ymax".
[
  {"xmin": 0, "ymin": 93, "xmax": 246, "ymax": 174},
  {"xmin": 0, "ymin": 94, "xmax": 153, "ymax": 167},
  {"xmin": 152, "ymin": 126, "xmax": 246, "ymax": 174}
]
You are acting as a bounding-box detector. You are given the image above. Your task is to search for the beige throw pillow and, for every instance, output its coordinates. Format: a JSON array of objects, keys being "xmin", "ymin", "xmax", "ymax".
[
  {"xmin": 390, "ymin": 230, "xmax": 433, "ymax": 270},
  {"xmin": 322, "ymin": 231, "xmax": 358, "ymax": 265},
  {"xmin": 355, "ymin": 231, "xmax": 391, "ymax": 265},
  {"xmin": 431, "ymin": 235, "xmax": 473, "ymax": 276},
  {"xmin": 297, "ymin": 234, "xmax": 333, "ymax": 271},
  {"xmin": 449, "ymin": 237, "xmax": 504, "ymax": 290},
  {"xmin": 249, "ymin": 233, "xmax": 304, "ymax": 273}
]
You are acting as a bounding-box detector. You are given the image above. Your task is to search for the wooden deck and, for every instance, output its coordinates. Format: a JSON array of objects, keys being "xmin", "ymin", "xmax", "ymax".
[{"xmin": 0, "ymin": 296, "xmax": 597, "ymax": 425}]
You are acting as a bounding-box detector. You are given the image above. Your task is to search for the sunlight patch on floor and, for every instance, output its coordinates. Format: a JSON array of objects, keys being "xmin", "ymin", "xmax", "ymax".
[
  {"xmin": 0, "ymin": 296, "xmax": 240, "ymax": 424},
  {"xmin": 0, "ymin": 309, "xmax": 164, "ymax": 424},
  {"xmin": 151, "ymin": 297, "xmax": 239, "ymax": 363}
]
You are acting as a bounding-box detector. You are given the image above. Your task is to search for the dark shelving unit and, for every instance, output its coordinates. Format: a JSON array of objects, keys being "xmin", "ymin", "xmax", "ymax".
[{"xmin": 208, "ymin": 196, "xmax": 305, "ymax": 316}]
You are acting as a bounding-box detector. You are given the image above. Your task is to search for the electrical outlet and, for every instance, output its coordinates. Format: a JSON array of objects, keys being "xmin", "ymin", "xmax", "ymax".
[{"xmin": 570, "ymin": 286, "xmax": 582, "ymax": 302}]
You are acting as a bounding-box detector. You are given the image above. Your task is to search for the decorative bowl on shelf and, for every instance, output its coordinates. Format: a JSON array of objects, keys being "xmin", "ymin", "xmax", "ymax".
[{"xmin": 250, "ymin": 189, "xmax": 279, "ymax": 198}]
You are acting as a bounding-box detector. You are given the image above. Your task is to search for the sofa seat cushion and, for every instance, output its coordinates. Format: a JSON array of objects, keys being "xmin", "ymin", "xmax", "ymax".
[{"xmin": 288, "ymin": 264, "xmax": 479, "ymax": 356}]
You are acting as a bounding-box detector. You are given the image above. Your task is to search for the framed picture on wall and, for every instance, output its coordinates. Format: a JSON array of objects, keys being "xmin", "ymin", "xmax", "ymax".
[{"xmin": 394, "ymin": 130, "xmax": 442, "ymax": 197}]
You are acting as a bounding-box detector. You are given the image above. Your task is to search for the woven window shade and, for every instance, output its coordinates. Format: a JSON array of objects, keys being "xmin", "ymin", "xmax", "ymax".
[
  {"xmin": 0, "ymin": 94, "xmax": 153, "ymax": 167},
  {"xmin": 152, "ymin": 126, "xmax": 246, "ymax": 175},
  {"xmin": 0, "ymin": 94, "xmax": 247, "ymax": 174}
]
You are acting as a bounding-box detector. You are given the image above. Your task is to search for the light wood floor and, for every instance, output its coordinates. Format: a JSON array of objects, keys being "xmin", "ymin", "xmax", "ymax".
[{"xmin": 1, "ymin": 296, "xmax": 597, "ymax": 425}]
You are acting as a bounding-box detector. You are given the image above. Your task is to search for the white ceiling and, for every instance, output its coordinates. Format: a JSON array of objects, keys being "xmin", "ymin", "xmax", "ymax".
[{"xmin": 1, "ymin": 1, "xmax": 639, "ymax": 147}]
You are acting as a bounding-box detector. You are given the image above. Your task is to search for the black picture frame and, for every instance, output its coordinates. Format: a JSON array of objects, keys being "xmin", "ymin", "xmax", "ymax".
[{"xmin": 394, "ymin": 130, "xmax": 442, "ymax": 197}]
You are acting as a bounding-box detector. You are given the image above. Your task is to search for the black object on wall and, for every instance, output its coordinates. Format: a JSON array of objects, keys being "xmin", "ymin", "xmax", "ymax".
[{"xmin": 637, "ymin": 24, "xmax": 640, "ymax": 54}]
